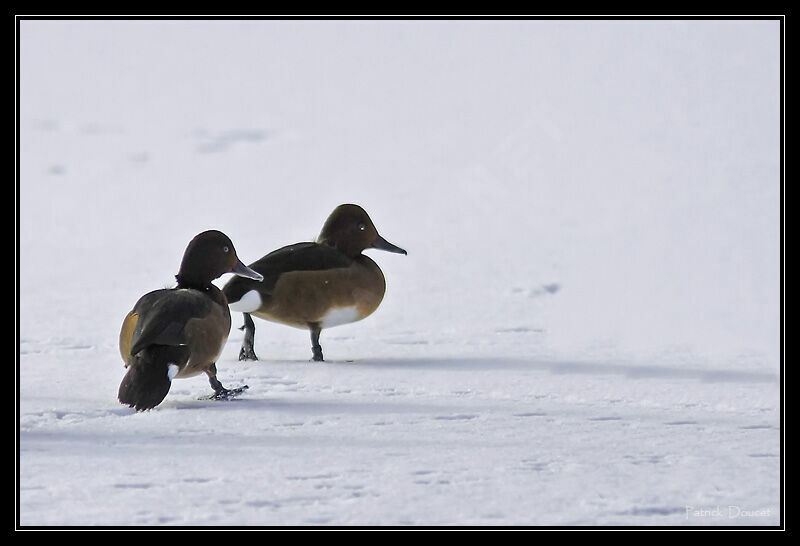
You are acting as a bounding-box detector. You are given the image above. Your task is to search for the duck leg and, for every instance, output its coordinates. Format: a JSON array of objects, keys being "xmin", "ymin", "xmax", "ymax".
[
  {"xmin": 238, "ymin": 313, "xmax": 258, "ymax": 361},
  {"xmin": 203, "ymin": 364, "xmax": 249, "ymax": 400},
  {"xmin": 309, "ymin": 324, "xmax": 324, "ymax": 362}
]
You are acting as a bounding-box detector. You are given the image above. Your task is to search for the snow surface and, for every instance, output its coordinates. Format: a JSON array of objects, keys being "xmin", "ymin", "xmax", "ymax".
[{"xmin": 18, "ymin": 20, "xmax": 781, "ymax": 526}]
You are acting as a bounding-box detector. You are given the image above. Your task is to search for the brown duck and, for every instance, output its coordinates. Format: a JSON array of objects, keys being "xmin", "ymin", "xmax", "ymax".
[
  {"xmin": 223, "ymin": 204, "xmax": 406, "ymax": 361},
  {"xmin": 118, "ymin": 230, "xmax": 263, "ymax": 410}
]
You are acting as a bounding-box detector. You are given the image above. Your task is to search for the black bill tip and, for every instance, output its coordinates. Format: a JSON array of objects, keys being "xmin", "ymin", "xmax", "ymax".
[{"xmin": 372, "ymin": 234, "xmax": 407, "ymax": 255}]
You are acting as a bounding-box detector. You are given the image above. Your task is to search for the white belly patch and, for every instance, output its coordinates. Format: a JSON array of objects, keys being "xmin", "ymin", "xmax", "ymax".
[
  {"xmin": 228, "ymin": 289, "xmax": 262, "ymax": 313},
  {"xmin": 320, "ymin": 306, "xmax": 360, "ymax": 329}
]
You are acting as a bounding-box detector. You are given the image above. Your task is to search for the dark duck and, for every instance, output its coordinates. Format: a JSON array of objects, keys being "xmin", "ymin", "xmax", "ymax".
[
  {"xmin": 223, "ymin": 204, "xmax": 406, "ymax": 362},
  {"xmin": 118, "ymin": 230, "xmax": 263, "ymax": 410}
]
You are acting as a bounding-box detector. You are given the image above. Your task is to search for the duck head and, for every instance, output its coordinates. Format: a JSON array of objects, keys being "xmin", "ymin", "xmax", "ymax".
[
  {"xmin": 317, "ymin": 204, "xmax": 407, "ymax": 258},
  {"xmin": 175, "ymin": 230, "xmax": 263, "ymax": 289}
]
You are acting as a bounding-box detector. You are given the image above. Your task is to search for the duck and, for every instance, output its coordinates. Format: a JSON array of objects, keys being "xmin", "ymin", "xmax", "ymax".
[
  {"xmin": 223, "ymin": 204, "xmax": 406, "ymax": 362},
  {"xmin": 118, "ymin": 230, "xmax": 263, "ymax": 411}
]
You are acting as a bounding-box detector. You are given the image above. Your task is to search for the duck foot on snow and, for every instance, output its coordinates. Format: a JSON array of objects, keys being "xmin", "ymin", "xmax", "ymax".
[{"xmin": 202, "ymin": 375, "xmax": 249, "ymax": 400}]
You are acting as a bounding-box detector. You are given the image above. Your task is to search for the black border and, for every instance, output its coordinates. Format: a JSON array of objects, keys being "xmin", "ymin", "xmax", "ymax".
[{"xmin": 13, "ymin": 13, "xmax": 786, "ymax": 532}]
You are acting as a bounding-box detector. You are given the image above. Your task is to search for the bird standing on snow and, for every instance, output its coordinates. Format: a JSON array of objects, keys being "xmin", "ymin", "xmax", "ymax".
[
  {"xmin": 118, "ymin": 230, "xmax": 263, "ymax": 411},
  {"xmin": 223, "ymin": 204, "xmax": 406, "ymax": 362}
]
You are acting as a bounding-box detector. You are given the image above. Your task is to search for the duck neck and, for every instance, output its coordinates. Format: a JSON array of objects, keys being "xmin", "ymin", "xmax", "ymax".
[
  {"xmin": 320, "ymin": 239, "xmax": 363, "ymax": 259},
  {"xmin": 175, "ymin": 248, "xmax": 219, "ymax": 290},
  {"xmin": 175, "ymin": 272, "xmax": 213, "ymax": 291}
]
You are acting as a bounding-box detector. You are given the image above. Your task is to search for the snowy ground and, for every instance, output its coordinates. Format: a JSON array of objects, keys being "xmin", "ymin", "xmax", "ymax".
[{"xmin": 18, "ymin": 20, "xmax": 781, "ymax": 526}]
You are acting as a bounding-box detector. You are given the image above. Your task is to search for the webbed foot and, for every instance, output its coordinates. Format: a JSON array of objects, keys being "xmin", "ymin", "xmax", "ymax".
[
  {"xmin": 202, "ymin": 384, "xmax": 249, "ymax": 400},
  {"xmin": 206, "ymin": 373, "xmax": 249, "ymax": 400}
]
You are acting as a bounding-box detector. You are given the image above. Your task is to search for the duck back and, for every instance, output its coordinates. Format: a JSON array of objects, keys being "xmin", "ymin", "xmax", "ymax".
[{"xmin": 118, "ymin": 287, "xmax": 231, "ymax": 409}]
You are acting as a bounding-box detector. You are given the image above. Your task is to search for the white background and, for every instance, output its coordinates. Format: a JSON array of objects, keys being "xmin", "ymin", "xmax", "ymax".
[{"xmin": 19, "ymin": 19, "xmax": 781, "ymax": 526}]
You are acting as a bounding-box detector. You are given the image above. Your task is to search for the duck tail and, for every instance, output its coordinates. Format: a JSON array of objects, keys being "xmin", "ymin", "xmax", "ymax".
[{"xmin": 118, "ymin": 345, "xmax": 190, "ymax": 411}]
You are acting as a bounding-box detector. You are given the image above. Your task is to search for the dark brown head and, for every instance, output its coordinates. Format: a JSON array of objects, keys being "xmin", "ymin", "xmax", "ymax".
[
  {"xmin": 175, "ymin": 230, "xmax": 263, "ymax": 290},
  {"xmin": 317, "ymin": 204, "xmax": 407, "ymax": 258}
]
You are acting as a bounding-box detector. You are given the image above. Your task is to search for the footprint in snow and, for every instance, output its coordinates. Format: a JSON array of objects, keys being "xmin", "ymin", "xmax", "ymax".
[{"xmin": 739, "ymin": 424, "xmax": 774, "ymax": 430}]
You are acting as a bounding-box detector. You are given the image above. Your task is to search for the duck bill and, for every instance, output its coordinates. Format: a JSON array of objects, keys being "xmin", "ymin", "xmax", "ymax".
[
  {"xmin": 372, "ymin": 234, "xmax": 407, "ymax": 255},
  {"xmin": 230, "ymin": 259, "xmax": 264, "ymax": 281}
]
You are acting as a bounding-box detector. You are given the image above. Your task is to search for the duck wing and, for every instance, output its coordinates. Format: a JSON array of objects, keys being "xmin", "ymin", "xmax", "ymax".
[
  {"xmin": 223, "ymin": 242, "xmax": 352, "ymax": 302},
  {"xmin": 126, "ymin": 288, "xmax": 217, "ymax": 356}
]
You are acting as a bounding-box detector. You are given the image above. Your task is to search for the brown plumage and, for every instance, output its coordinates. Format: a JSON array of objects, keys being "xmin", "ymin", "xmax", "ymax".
[
  {"xmin": 223, "ymin": 204, "xmax": 406, "ymax": 361},
  {"xmin": 118, "ymin": 230, "xmax": 263, "ymax": 411}
]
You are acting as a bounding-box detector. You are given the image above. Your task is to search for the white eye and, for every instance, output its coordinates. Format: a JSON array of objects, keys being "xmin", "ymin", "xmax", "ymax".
[
  {"xmin": 358, "ymin": 223, "xmax": 366, "ymax": 231},
  {"xmin": 223, "ymin": 246, "xmax": 230, "ymax": 253}
]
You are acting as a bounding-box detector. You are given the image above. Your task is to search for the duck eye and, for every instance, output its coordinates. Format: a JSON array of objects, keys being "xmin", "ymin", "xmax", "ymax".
[
  {"xmin": 223, "ymin": 246, "xmax": 230, "ymax": 253},
  {"xmin": 358, "ymin": 223, "xmax": 366, "ymax": 231}
]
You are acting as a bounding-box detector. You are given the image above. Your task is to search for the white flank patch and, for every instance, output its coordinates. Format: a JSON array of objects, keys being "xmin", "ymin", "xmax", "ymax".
[
  {"xmin": 228, "ymin": 289, "xmax": 262, "ymax": 313},
  {"xmin": 166, "ymin": 363, "xmax": 179, "ymax": 381},
  {"xmin": 320, "ymin": 306, "xmax": 360, "ymax": 329}
]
